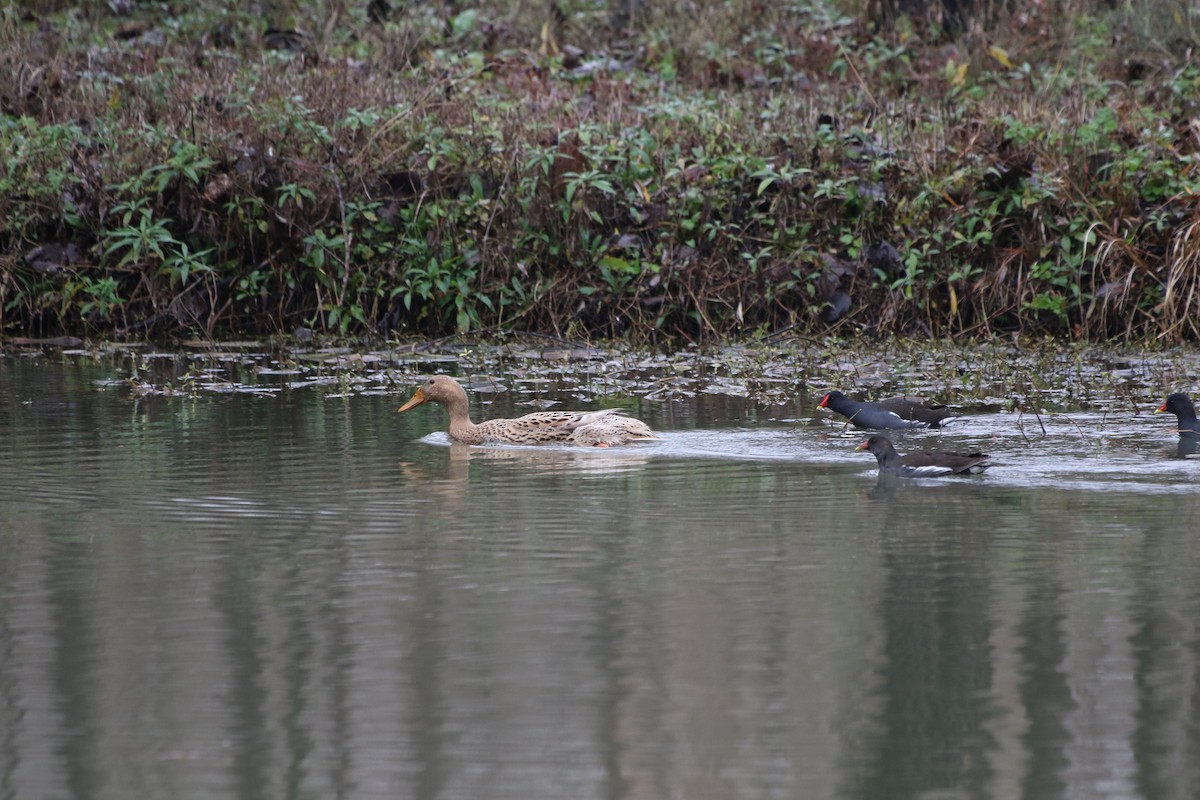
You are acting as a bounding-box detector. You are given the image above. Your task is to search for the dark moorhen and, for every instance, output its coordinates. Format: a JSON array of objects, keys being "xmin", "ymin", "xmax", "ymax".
[
  {"xmin": 856, "ymin": 435, "xmax": 990, "ymax": 477},
  {"xmin": 818, "ymin": 390, "xmax": 953, "ymax": 429},
  {"xmin": 1155, "ymin": 392, "xmax": 1200, "ymax": 440}
]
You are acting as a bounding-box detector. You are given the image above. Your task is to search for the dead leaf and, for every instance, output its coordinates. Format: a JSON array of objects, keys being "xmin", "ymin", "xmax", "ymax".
[{"xmin": 987, "ymin": 45, "xmax": 1013, "ymax": 69}]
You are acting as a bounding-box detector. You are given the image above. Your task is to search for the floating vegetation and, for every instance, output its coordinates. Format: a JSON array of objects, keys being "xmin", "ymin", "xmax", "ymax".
[{"xmin": 5, "ymin": 336, "xmax": 1197, "ymax": 421}]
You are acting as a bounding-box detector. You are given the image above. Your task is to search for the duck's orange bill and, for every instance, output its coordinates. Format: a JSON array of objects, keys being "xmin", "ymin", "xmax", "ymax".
[
  {"xmin": 818, "ymin": 394, "xmax": 830, "ymax": 408},
  {"xmin": 856, "ymin": 440, "xmax": 870, "ymax": 450},
  {"xmin": 397, "ymin": 388, "xmax": 427, "ymax": 413},
  {"xmin": 1155, "ymin": 403, "xmax": 1167, "ymax": 414}
]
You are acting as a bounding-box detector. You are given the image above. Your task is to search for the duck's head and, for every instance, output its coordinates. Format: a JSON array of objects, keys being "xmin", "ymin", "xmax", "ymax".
[{"xmin": 398, "ymin": 375, "xmax": 467, "ymax": 413}]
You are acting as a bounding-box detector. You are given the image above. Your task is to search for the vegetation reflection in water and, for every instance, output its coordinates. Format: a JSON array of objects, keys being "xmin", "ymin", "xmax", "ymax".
[{"xmin": 1, "ymin": 342, "xmax": 1199, "ymax": 800}]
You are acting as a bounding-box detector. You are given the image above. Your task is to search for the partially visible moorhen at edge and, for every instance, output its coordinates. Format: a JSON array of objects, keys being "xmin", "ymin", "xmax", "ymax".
[
  {"xmin": 856, "ymin": 435, "xmax": 991, "ymax": 477},
  {"xmin": 818, "ymin": 390, "xmax": 953, "ymax": 430},
  {"xmin": 1155, "ymin": 392, "xmax": 1200, "ymax": 440}
]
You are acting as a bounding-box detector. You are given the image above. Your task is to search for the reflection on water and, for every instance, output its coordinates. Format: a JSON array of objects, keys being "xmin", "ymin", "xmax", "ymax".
[{"xmin": 2, "ymin": 354, "xmax": 1200, "ymax": 800}]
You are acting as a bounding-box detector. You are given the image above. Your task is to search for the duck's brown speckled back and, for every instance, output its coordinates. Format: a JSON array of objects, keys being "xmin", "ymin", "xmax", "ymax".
[
  {"xmin": 568, "ymin": 415, "xmax": 660, "ymax": 447},
  {"xmin": 398, "ymin": 375, "xmax": 660, "ymax": 446}
]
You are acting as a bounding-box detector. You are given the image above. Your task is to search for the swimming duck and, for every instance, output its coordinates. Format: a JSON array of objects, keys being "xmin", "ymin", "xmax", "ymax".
[
  {"xmin": 398, "ymin": 375, "xmax": 661, "ymax": 446},
  {"xmin": 856, "ymin": 435, "xmax": 990, "ymax": 477},
  {"xmin": 819, "ymin": 391, "xmax": 953, "ymax": 429}
]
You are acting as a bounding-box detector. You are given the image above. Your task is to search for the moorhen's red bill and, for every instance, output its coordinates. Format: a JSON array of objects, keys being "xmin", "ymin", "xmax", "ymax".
[
  {"xmin": 1155, "ymin": 392, "xmax": 1200, "ymax": 439},
  {"xmin": 818, "ymin": 390, "xmax": 952, "ymax": 429},
  {"xmin": 856, "ymin": 435, "xmax": 990, "ymax": 477}
]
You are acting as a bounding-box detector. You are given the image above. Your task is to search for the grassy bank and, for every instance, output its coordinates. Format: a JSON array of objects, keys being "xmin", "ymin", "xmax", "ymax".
[{"xmin": 2, "ymin": 0, "xmax": 1199, "ymax": 344}]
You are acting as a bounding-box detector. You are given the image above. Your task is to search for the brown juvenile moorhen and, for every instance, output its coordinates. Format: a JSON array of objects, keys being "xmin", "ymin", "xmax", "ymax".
[
  {"xmin": 856, "ymin": 435, "xmax": 990, "ymax": 477},
  {"xmin": 819, "ymin": 390, "xmax": 953, "ymax": 430},
  {"xmin": 1155, "ymin": 393, "xmax": 1200, "ymax": 440}
]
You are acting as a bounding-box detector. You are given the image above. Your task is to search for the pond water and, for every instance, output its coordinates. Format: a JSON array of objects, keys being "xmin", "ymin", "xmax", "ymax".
[{"xmin": 1, "ymin": 343, "xmax": 1199, "ymax": 800}]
